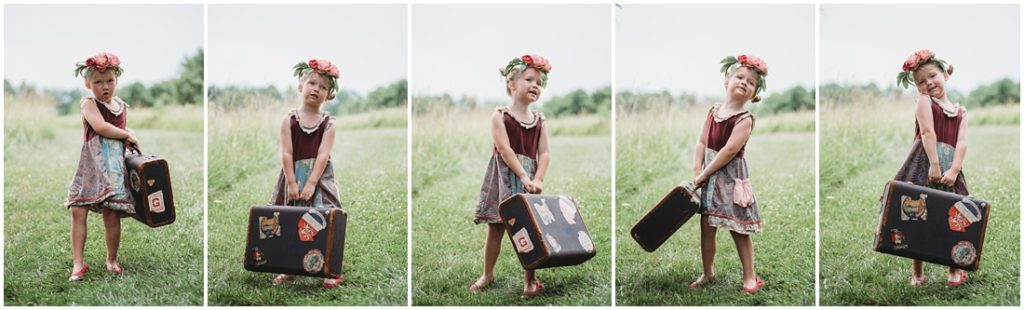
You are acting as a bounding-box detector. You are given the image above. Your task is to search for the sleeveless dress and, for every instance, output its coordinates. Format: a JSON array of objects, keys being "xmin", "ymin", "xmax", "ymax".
[
  {"xmin": 893, "ymin": 99, "xmax": 969, "ymax": 195},
  {"xmin": 699, "ymin": 104, "xmax": 762, "ymax": 234},
  {"xmin": 269, "ymin": 110, "xmax": 342, "ymax": 209},
  {"xmin": 474, "ymin": 107, "xmax": 544, "ymax": 224},
  {"xmin": 64, "ymin": 97, "xmax": 135, "ymax": 217}
]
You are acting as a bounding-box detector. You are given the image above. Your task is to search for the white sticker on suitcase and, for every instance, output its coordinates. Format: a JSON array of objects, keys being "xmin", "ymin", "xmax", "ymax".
[
  {"xmin": 558, "ymin": 196, "xmax": 578, "ymax": 225},
  {"xmin": 546, "ymin": 233, "xmax": 562, "ymax": 253},
  {"xmin": 534, "ymin": 200, "xmax": 556, "ymax": 225},
  {"xmin": 148, "ymin": 190, "xmax": 165, "ymax": 213},
  {"xmin": 578, "ymin": 231, "xmax": 595, "ymax": 253},
  {"xmin": 513, "ymin": 228, "xmax": 534, "ymax": 253}
]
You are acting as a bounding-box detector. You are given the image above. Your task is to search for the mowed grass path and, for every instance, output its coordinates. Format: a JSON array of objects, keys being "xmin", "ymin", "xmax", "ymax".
[
  {"xmin": 412, "ymin": 111, "xmax": 612, "ymax": 306},
  {"xmin": 4, "ymin": 127, "xmax": 204, "ymax": 306},
  {"xmin": 615, "ymin": 108, "xmax": 815, "ymax": 306},
  {"xmin": 207, "ymin": 123, "xmax": 408, "ymax": 306},
  {"xmin": 820, "ymin": 103, "xmax": 1020, "ymax": 306}
]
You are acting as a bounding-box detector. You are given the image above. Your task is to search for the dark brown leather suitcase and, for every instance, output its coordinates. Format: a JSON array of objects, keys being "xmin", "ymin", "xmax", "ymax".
[
  {"xmin": 499, "ymin": 194, "xmax": 596, "ymax": 270},
  {"xmin": 631, "ymin": 183, "xmax": 702, "ymax": 252},
  {"xmin": 125, "ymin": 153, "xmax": 175, "ymax": 227},
  {"xmin": 244, "ymin": 205, "xmax": 347, "ymax": 278},
  {"xmin": 872, "ymin": 180, "xmax": 990, "ymax": 271}
]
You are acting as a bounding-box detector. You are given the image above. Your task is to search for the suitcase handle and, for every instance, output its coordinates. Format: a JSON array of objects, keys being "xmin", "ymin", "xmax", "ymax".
[{"xmin": 284, "ymin": 183, "xmax": 312, "ymax": 207}]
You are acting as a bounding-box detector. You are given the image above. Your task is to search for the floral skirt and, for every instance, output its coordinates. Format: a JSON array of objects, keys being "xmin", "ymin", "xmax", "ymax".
[
  {"xmin": 700, "ymin": 149, "xmax": 762, "ymax": 234},
  {"xmin": 474, "ymin": 153, "xmax": 536, "ymax": 224},
  {"xmin": 270, "ymin": 159, "xmax": 342, "ymax": 209},
  {"xmin": 893, "ymin": 140, "xmax": 969, "ymax": 195},
  {"xmin": 64, "ymin": 137, "xmax": 135, "ymax": 216}
]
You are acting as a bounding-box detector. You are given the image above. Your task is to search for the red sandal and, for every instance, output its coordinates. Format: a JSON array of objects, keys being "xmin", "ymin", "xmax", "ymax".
[
  {"xmin": 69, "ymin": 264, "xmax": 89, "ymax": 282},
  {"xmin": 741, "ymin": 277, "xmax": 763, "ymax": 294},
  {"xmin": 322, "ymin": 275, "xmax": 345, "ymax": 289},
  {"xmin": 106, "ymin": 262, "xmax": 123, "ymax": 276},
  {"xmin": 946, "ymin": 271, "xmax": 968, "ymax": 287},
  {"xmin": 521, "ymin": 280, "xmax": 545, "ymax": 298}
]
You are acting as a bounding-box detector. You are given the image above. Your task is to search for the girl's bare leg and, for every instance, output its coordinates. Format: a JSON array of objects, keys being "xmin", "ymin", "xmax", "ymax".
[{"xmin": 730, "ymin": 230, "xmax": 757, "ymax": 288}]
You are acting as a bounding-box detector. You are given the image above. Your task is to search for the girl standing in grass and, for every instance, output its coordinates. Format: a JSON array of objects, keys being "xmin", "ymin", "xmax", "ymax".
[
  {"xmin": 268, "ymin": 59, "xmax": 345, "ymax": 288},
  {"xmin": 892, "ymin": 49, "xmax": 970, "ymax": 287},
  {"xmin": 470, "ymin": 54, "xmax": 552, "ymax": 298},
  {"xmin": 65, "ymin": 52, "xmax": 139, "ymax": 281},
  {"xmin": 685, "ymin": 54, "xmax": 766, "ymax": 294}
]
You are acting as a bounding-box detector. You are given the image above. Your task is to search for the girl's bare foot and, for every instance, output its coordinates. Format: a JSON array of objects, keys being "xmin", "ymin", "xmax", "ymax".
[
  {"xmin": 69, "ymin": 264, "xmax": 89, "ymax": 281},
  {"xmin": 688, "ymin": 273, "xmax": 716, "ymax": 288},
  {"xmin": 468, "ymin": 275, "xmax": 495, "ymax": 293},
  {"xmin": 910, "ymin": 273, "xmax": 926, "ymax": 286}
]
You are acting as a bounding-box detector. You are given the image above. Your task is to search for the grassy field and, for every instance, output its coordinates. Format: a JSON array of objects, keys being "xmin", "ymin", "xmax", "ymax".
[
  {"xmin": 411, "ymin": 108, "xmax": 612, "ymax": 306},
  {"xmin": 615, "ymin": 105, "xmax": 816, "ymax": 306},
  {"xmin": 820, "ymin": 101, "xmax": 1020, "ymax": 306},
  {"xmin": 4, "ymin": 100, "xmax": 204, "ymax": 306},
  {"xmin": 206, "ymin": 103, "xmax": 408, "ymax": 306}
]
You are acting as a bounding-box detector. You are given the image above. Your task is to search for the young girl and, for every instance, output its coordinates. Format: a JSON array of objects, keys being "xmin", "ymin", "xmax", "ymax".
[
  {"xmin": 684, "ymin": 54, "xmax": 767, "ymax": 294},
  {"xmin": 893, "ymin": 49, "xmax": 970, "ymax": 287},
  {"xmin": 469, "ymin": 54, "xmax": 552, "ymax": 298},
  {"xmin": 65, "ymin": 52, "xmax": 139, "ymax": 281},
  {"xmin": 268, "ymin": 59, "xmax": 345, "ymax": 288}
]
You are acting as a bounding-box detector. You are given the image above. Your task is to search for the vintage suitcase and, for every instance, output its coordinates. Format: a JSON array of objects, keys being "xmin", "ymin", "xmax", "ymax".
[
  {"xmin": 125, "ymin": 153, "xmax": 176, "ymax": 227},
  {"xmin": 872, "ymin": 180, "xmax": 991, "ymax": 271},
  {"xmin": 244, "ymin": 205, "xmax": 347, "ymax": 278},
  {"xmin": 631, "ymin": 183, "xmax": 702, "ymax": 252},
  {"xmin": 499, "ymin": 194, "xmax": 597, "ymax": 270}
]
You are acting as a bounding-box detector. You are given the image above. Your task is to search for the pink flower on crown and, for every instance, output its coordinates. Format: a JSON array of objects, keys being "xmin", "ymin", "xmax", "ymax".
[
  {"xmin": 738, "ymin": 54, "xmax": 768, "ymax": 75},
  {"xmin": 86, "ymin": 52, "xmax": 121, "ymax": 70},
  {"xmin": 307, "ymin": 59, "xmax": 339, "ymax": 78},
  {"xmin": 520, "ymin": 54, "xmax": 551, "ymax": 72},
  {"xmin": 902, "ymin": 49, "xmax": 934, "ymax": 72}
]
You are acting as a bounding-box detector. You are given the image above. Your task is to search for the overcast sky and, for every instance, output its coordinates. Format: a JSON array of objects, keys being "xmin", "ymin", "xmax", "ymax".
[
  {"xmin": 411, "ymin": 4, "xmax": 611, "ymax": 102},
  {"xmin": 616, "ymin": 4, "xmax": 815, "ymax": 98},
  {"xmin": 821, "ymin": 4, "xmax": 1019, "ymax": 92},
  {"xmin": 5, "ymin": 5, "xmax": 203, "ymax": 89},
  {"xmin": 207, "ymin": 4, "xmax": 407, "ymax": 95}
]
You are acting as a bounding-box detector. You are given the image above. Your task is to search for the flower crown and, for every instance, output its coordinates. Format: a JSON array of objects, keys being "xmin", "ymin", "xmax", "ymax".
[
  {"xmin": 720, "ymin": 54, "xmax": 768, "ymax": 95},
  {"xmin": 500, "ymin": 54, "xmax": 552, "ymax": 87},
  {"xmin": 293, "ymin": 59, "xmax": 340, "ymax": 93},
  {"xmin": 74, "ymin": 52, "xmax": 123, "ymax": 78},
  {"xmin": 897, "ymin": 49, "xmax": 948, "ymax": 89}
]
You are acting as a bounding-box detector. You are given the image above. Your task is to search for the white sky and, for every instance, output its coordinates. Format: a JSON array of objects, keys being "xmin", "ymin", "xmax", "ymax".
[
  {"xmin": 821, "ymin": 4, "xmax": 1020, "ymax": 92},
  {"xmin": 5, "ymin": 5, "xmax": 203, "ymax": 89},
  {"xmin": 616, "ymin": 4, "xmax": 815, "ymax": 98},
  {"xmin": 411, "ymin": 4, "xmax": 611, "ymax": 102},
  {"xmin": 207, "ymin": 4, "xmax": 407, "ymax": 95}
]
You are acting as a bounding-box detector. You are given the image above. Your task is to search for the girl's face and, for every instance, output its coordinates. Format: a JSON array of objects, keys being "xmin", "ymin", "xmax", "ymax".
[
  {"xmin": 723, "ymin": 66, "xmax": 759, "ymax": 102},
  {"xmin": 298, "ymin": 72, "xmax": 332, "ymax": 105},
  {"xmin": 85, "ymin": 70, "xmax": 118, "ymax": 102},
  {"xmin": 508, "ymin": 67, "xmax": 544, "ymax": 104},
  {"xmin": 913, "ymin": 63, "xmax": 949, "ymax": 98}
]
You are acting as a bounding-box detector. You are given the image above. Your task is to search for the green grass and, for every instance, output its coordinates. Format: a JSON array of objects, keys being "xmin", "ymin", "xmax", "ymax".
[
  {"xmin": 615, "ymin": 108, "xmax": 816, "ymax": 306},
  {"xmin": 206, "ymin": 105, "xmax": 408, "ymax": 306},
  {"xmin": 411, "ymin": 109, "xmax": 612, "ymax": 306},
  {"xmin": 820, "ymin": 102, "xmax": 1020, "ymax": 306},
  {"xmin": 4, "ymin": 102, "xmax": 204, "ymax": 305}
]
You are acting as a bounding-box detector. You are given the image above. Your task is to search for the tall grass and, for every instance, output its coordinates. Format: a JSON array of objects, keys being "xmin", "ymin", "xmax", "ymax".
[
  {"xmin": 616, "ymin": 105, "xmax": 816, "ymax": 306},
  {"xmin": 4, "ymin": 96, "xmax": 204, "ymax": 306},
  {"xmin": 820, "ymin": 101, "xmax": 1019, "ymax": 305},
  {"xmin": 207, "ymin": 99, "xmax": 408, "ymax": 306},
  {"xmin": 412, "ymin": 109, "xmax": 612, "ymax": 306}
]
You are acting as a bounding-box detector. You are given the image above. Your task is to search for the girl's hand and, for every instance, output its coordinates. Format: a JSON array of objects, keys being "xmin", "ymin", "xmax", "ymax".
[
  {"xmin": 531, "ymin": 180, "xmax": 544, "ymax": 194},
  {"xmin": 287, "ymin": 182, "xmax": 301, "ymax": 203},
  {"xmin": 927, "ymin": 163, "xmax": 942, "ymax": 184},
  {"xmin": 521, "ymin": 178, "xmax": 536, "ymax": 194},
  {"xmin": 693, "ymin": 172, "xmax": 709, "ymax": 188},
  {"xmin": 940, "ymin": 168, "xmax": 959, "ymax": 187},
  {"xmin": 300, "ymin": 182, "xmax": 317, "ymax": 202},
  {"xmin": 125, "ymin": 134, "xmax": 139, "ymax": 149}
]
